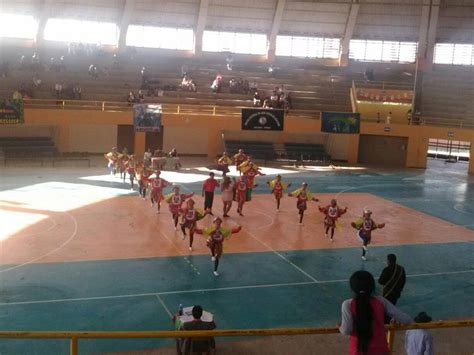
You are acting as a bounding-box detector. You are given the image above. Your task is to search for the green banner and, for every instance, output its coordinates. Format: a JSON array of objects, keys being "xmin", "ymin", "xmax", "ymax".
[{"xmin": 0, "ymin": 99, "xmax": 24, "ymax": 124}]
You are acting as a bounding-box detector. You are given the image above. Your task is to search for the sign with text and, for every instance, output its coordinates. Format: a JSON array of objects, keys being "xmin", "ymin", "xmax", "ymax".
[
  {"xmin": 0, "ymin": 99, "xmax": 24, "ymax": 124},
  {"xmin": 241, "ymin": 108, "xmax": 284, "ymax": 131},
  {"xmin": 321, "ymin": 111, "xmax": 360, "ymax": 134},
  {"xmin": 133, "ymin": 104, "xmax": 162, "ymax": 132}
]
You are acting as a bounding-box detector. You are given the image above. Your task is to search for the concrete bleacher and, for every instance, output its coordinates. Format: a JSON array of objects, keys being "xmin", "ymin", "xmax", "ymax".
[
  {"xmin": 224, "ymin": 140, "xmax": 276, "ymax": 161},
  {"xmin": 421, "ymin": 66, "xmax": 474, "ymax": 125},
  {"xmin": 282, "ymin": 142, "xmax": 330, "ymax": 162},
  {"xmin": 0, "ymin": 45, "xmax": 352, "ymax": 113}
]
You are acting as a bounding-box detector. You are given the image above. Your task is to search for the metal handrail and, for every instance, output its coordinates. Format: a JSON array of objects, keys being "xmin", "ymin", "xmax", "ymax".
[
  {"xmin": 353, "ymin": 80, "xmax": 414, "ymax": 91},
  {"xmin": 0, "ymin": 319, "xmax": 472, "ymax": 355}
]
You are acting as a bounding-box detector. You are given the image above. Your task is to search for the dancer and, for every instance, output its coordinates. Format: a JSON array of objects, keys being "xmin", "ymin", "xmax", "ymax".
[
  {"xmin": 242, "ymin": 162, "xmax": 265, "ymax": 201},
  {"xmin": 221, "ymin": 176, "xmax": 234, "ymax": 217},
  {"xmin": 288, "ymin": 183, "xmax": 319, "ymax": 225},
  {"xmin": 180, "ymin": 199, "xmax": 206, "ymax": 251},
  {"xmin": 195, "ymin": 216, "xmax": 242, "ymax": 276},
  {"xmin": 202, "ymin": 172, "xmax": 220, "ymax": 215},
  {"xmin": 136, "ymin": 164, "xmax": 153, "ymax": 199},
  {"xmin": 235, "ymin": 175, "xmax": 249, "ymax": 216},
  {"xmin": 351, "ymin": 210, "xmax": 385, "ymax": 260},
  {"xmin": 233, "ymin": 149, "xmax": 247, "ymax": 174},
  {"xmin": 126, "ymin": 155, "xmax": 137, "ymax": 190},
  {"xmin": 267, "ymin": 175, "xmax": 292, "ymax": 210},
  {"xmin": 165, "ymin": 186, "xmax": 194, "ymax": 230},
  {"xmin": 318, "ymin": 199, "xmax": 347, "ymax": 241},
  {"xmin": 104, "ymin": 147, "xmax": 119, "ymax": 175},
  {"xmin": 150, "ymin": 170, "xmax": 170, "ymax": 213},
  {"xmin": 118, "ymin": 153, "xmax": 129, "ymax": 182},
  {"xmin": 216, "ymin": 152, "xmax": 233, "ymax": 176}
]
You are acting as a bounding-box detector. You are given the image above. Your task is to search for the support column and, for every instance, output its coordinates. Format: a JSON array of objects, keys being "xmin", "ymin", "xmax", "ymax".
[
  {"xmin": 339, "ymin": 1, "xmax": 360, "ymax": 67},
  {"xmin": 118, "ymin": 0, "xmax": 135, "ymax": 51},
  {"xmin": 35, "ymin": 0, "xmax": 53, "ymax": 45},
  {"xmin": 417, "ymin": 0, "xmax": 440, "ymax": 71},
  {"xmin": 194, "ymin": 0, "xmax": 209, "ymax": 56},
  {"xmin": 267, "ymin": 0, "xmax": 286, "ymax": 61}
]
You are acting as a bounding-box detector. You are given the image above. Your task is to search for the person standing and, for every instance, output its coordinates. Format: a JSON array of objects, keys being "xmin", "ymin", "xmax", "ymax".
[
  {"xmin": 339, "ymin": 271, "xmax": 412, "ymax": 355},
  {"xmin": 385, "ymin": 112, "xmax": 392, "ymax": 125},
  {"xmin": 378, "ymin": 254, "xmax": 406, "ymax": 305},
  {"xmin": 202, "ymin": 172, "xmax": 220, "ymax": 215}
]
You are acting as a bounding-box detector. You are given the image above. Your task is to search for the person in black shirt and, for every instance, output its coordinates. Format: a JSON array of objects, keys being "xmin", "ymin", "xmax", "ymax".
[{"xmin": 378, "ymin": 254, "xmax": 406, "ymax": 305}]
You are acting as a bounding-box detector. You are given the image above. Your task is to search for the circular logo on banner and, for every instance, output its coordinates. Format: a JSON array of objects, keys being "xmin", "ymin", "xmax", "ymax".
[{"xmin": 258, "ymin": 116, "xmax": 267, "ymax": 126}]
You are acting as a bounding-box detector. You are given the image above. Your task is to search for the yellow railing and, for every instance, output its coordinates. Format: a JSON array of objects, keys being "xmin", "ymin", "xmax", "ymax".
[{"xmin": 0, "ymin": 319, "xmax": 472, "ymax": 355}]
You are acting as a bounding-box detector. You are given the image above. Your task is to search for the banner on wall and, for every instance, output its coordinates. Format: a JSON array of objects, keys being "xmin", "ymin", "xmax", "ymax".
[
  {"xmin": 0, "ymin": 99, "xmax": 24, "ymax": 124},
  {"xmin": 241, "ymin": 108, "xmax": 284, "ymax": 131},
  {"xmin": 321, "ymin": 111, "xmax": 360, "ymax": 134},
  {"xmin": 133, "ymin": 104, "xmax": 162, "ymax": 132}
]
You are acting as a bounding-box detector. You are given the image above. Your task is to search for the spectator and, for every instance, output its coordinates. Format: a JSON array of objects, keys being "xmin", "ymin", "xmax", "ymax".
[
  {"xmin": 407, "ymin": 109, "xmax": 412, "ymax": 125},
  {"xmin": 168, "ymin": 147, "xmax": 181, "ymax": 170},
  {"xmin": 202, "ymin": 172, "xmax": 220, "ymax": 215},
  {"xmin": 386, "ymin": 112, "xmax": 392, "ymax": 125},
  {"xmin": 143, "ymin": 148, "xmax": 152, "ymax": 167},
  {"xmin": 181, "ymin": 64, "xmax": 188, "ymax": 78},
  {"xmin": 339, "ymin": 270, "xmax": 412, "ymax": 355},
  {"xmin": 32, "ymin": 74, "xmax": 42, "ymax": 88},
  {"xmin": 127, "ymin": 91, "xmax": 136, "ymax": 104},
  {"xmin": 270, "ymin": 88, "xmax": 279, "ymax": 107},
  {"xmin": 138, "ymin": 90, "xmax": 145, "ymax": 103},
  {"xmin": 88, "ymin": 64, "xmax": 98, "ymax": 79},
  {"xmin": 242, "ymin": 79, "xmax": 249, "ymax": 94},
  {"xmin": 175, "ymin": 305, "xmax": 216, "ymax": 355},
  {"xmin": 283, "ymin": 92, "xmax": 292, "ymax": 113},
  {"xmin": 54, "ymin": 82, "xmax": 63, "ymax": 99},
  {"xmin": 12, "ymin": 90, "xmax": 23, "ymax": 100},
  {"xmin": 262, "ymin": 99, "xmax": 271, "ymax": 109},
  {"xmin": 378, "ymin": 254, "xmax": 406, "ymax": 306},
  {"xmin": 405, "ymin": 312, "xmax": 434, "ymax": 355},
  {"xmin": 181, "ymin": 76, "xmax": 196, "ymax": 92},
  {"xmin": 73, "ymin": 84, "xmax": 82, "ymax": 100},
  {"xmin": 211, "ymin": 77, "xmax": 221, "ymax": 93},
  {"xmin": 364, "ymin": 68, "xmax": 375, "ymax": 81},
  {"xmin": 253, "ymin": 90, "xmax": 261, "ymax": 107},
  {"xmin": 226, "ymin": 53, "xmax": 234, "ymax": 71},
  {"xmin": 376, "ymin": 112, "xmax": 381, "ymax": 123}
]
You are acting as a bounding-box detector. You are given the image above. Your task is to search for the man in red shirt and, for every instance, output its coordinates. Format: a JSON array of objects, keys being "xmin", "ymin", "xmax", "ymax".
[{"xmin": 202, "ymin": 172, "xmax": 220, "ymax": 215}]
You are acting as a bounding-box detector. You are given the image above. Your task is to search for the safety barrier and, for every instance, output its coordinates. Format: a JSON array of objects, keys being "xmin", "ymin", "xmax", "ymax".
[{"xmin": 0, "ymin": 319, "xmax": 472, "ymax": 355}]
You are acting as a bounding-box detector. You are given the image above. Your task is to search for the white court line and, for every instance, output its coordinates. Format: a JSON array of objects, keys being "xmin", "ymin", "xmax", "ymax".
[
  {"xmin": 0, "ymin": 210, "xmax": 78, "ymax": 274},
  {"xmin": 1, "ymin": 269, "xmax": 472, "ymax": 307},
  {"xmin": 242, "ymin": 208, "xmax": 319, "ymax": 283},
  {"xmin": 155, "ymin": 294, "xmax": 172, "ymax": 318}
]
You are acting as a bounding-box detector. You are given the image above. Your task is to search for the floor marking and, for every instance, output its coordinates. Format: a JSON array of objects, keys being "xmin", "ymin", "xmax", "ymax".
[
  {"xmin": 1, "ymin": 269, "xmax": 473, "ymax": 307},
  {"xmin": 242, "ymin": 207, "xmax": 319, "ymax": 283},
  {"xmin": 155, "ymin": 294, "xmax": 172, "ymax": 318},
  {"xmin": 0, "ymin": 210, "xmax": 78, "ymax": 274}
]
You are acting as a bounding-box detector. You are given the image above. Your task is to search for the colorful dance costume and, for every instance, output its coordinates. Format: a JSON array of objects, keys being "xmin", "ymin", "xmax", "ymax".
[
  {"xmin": 318, "ymin": 201, "xmax": 347, "ymax": 241},
  {"xmin": 136, "ymin": 166, "xmax": 152, "ymax": 199},
  {"xmin": 235, "ymin": 176, "xmax": 249, "ymax": 216},
  {"xmin": 195, "ymin": 218, "xmax": 242, "ymax": 276},
  {"xmin": 267, "ymin": 176, "xmax": 291, "ymax": 210},
  {"xmin": 180, "ymin": 201, "xmax": 206, "ymax": 250},
  {"xmin": 351, "ymin": 211, "xmax": 385, "ymax": 260},
  {"xmin": 165, "ymin": 190, "xmax": 194, "ymax": 229},
  {"xmin": 233, "ymin": 151, "xmax": 247, "ymax": 174},
  {"xmin": 289, "ymin": 185, "xmax": 319, "ymax": 225},
  {"xmin": 150, "ymin": 175, "xmax": 170, "ymax": 212},
  {"xmin": 104, "ymin": 150, "xmax": 119, "ymax": 175},
  {"xmin": 126, "ymin": 157, "xmax": 137, "ymax": 189},
  {"xmin": 217, "ymin": 154, "xmax": 233, "ymax": 176}
]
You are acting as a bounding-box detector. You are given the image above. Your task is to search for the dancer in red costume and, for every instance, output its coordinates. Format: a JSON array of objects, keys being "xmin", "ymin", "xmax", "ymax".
[
  {"xmin": 233, "ymin": 149, "xmax": 247, "ymax": 175},
  {"xmin": 267, "ymin": 175, "xmax": 292, "ymax": 210},
  {"xmin": 136, "ymin": 164, "xmax": 153, "ymax": 199},
  {"xmin": 165, "ymin": 186, "xmax": 194, "ymax": 230},
  {"xmin": 221, "ymin": 176, "xmax": 235, "ymax": 217},
  {"xmin": 150, "ymin": 170, "xmax": 170, "ymax": 213},
  {"xmin": 235, "ymin": 175, "xmax": 249, "ymax": 216},
  {"xmin": 288, "ymin": 182, "xmax": 319, "ymax": 225},
  {"xmin": 318, "ymin": 199, "xmax": 347, "ymax": 241},
  {"xmin": 351, "ymin": 210, "xmax": 385, "ymax": 260},
  {"xmin": 180, "ymin": 199, "xmax": 206, "ymax": 251},
  {"xmin": 195, "ymin": 216, "xmax": 242, "ymax": 276}
]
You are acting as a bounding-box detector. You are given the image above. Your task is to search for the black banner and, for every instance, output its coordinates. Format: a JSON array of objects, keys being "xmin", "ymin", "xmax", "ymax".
[
  {"xmin": 0, "ymin": 99, "xmax": 24, "ymax": 124},
  {"xmin": 241, "ymin": 108, "xmax": 284, "ymax": 131}
]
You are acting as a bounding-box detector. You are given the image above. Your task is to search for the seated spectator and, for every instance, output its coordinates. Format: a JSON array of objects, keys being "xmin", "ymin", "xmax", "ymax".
[
  {"xmin": 73, "ymin": 84, "xmax": 82, "ymax": 100},
  {"xmin": 364, "ymin": 67, "xmax": 375, "ymax": 82},
  {"xmin": 88, "ymin": 64, "xmax": 99, "ymax": 79},
  {"xmin": 138, "ymin": 90, "xmax": 145, "ymax": 103},
  {"xmin": 253, "ymin": 91, "xmax": 262, "ymax": 107},
  {"xmin": 175, "ymin": 305, "xmax": 216, "ymax": 355},
  {"xmin": 229, "ymin": 78, "xmax": 238, "ymax": 93},
  {"xmin": 211, "ymin": 77, "xmax": 222, "ymax": 93},
  {"xmin": 262, "ymin": 99, "xmax": 271, "ymax": 109},
  {"xmin": 270, "ymin": 88, "xmax": 279, "ymax": 107},
  {"xmin": 12, "ymin": 90, "xmax": 23, "ymax": 100},
  {"xmin": 181, "ymin": 76, "xmax": 196, "ymax": 92},
  {"xmin": 32, "ymin": 74, "xmax": 42, "ymax": 88},
  {"xmin": 405, "ymin": 312, "xmax": 433, "ymax": 355},
  {"xmin": 55, "ymin": 82, "xmax": 63, "ymax": 99},
  {"xmin": 127, "ymin": 91, "xmax": 136, "ymax": 104}
]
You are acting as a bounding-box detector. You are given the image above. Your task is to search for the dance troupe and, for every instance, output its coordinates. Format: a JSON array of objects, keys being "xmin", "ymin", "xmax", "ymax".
[{"xmin": 105, "ymin": 148, "xmax": 386, "ymax": 275}]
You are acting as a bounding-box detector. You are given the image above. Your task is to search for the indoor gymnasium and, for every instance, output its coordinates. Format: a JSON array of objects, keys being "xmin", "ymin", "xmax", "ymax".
[{"xmin": 0, "ymin": 0, "xmax": 473, "ymax": 354}]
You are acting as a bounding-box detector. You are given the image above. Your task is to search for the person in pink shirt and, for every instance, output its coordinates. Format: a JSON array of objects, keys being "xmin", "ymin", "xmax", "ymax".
[
  {"xmin": 202, "ymin": 172, "xmax": 220, "ymax": 215},
  {"xmin": 339, "ymin": 271, "xmax": 412, "ymax": 355}
]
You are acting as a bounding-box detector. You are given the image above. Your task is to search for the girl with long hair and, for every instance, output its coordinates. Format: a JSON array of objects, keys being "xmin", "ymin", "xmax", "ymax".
[
  {"xmin": 339, "ymin": 271, "xmax": 411, "ymax": 354},
  {"xmin": 221, "ymin": 176, "xmax": 234, "ymax": 217}
]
